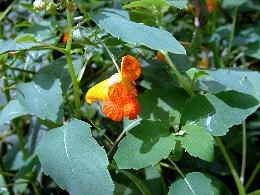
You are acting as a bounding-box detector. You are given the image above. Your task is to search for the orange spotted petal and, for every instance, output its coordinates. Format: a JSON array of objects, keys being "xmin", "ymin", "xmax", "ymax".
[
  {"xmin": 85, "ymin": 79, "xmax": 110, "ymax": 104},
  {"xmin": 121, "ymin": 55, "xmax": 141, "ymax": 81},
  {"xmin": 123, "ymin": 98, "xmax": 140, "ymax": 120},
  {"xmin": 102, "ymin": 99, "xmax": 124, "ymax": 121}
]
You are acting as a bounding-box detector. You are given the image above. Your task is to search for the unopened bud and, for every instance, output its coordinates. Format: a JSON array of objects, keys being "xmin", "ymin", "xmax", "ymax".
[
  {"xmin": 59, "ymin": 0, "xmax": 67, "ymax": 9},
  {"xmin": 33, "ymin": 0, "xmax": 47, "ymax": 10},
  {"xmin": 68, "ymin": 1, "xmax": 77, "ymax": 11},
  {"xmin": 46, "ymin": 2, "xmax": 57, "ymax": 14}
]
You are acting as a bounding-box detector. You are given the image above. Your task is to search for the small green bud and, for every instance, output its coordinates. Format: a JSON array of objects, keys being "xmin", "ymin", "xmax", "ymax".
[
  {"xmin": 59, "ymin": 0, "xmax": 67, "ymax": 9},
  {"xmin": 68, "ymin": 1, "xmax": 77, "ymax": 11},
  {"xmin": 46, "ymin": 2, "xmax": 57, "ymax": 14},
  {"xmin": 33, "ymin": 0, "xmax": 47, "ymax": 10}
]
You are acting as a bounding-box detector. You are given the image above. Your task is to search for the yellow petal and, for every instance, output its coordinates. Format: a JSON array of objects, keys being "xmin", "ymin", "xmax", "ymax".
[
  {"xmin": 85, "ymin": 73, "xmax": 121, "ymax": 104},
  {"xmin": 85, "ymin": 79, "xmax": 109, "ymax": 104}
]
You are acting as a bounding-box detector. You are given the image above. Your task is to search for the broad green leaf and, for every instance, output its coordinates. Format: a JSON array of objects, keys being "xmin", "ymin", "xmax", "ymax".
[
  {"xmin": 114, "ymin": 120, "xmax": 175, "ymax": 169},
  {"xmin": 222, "ymin": 0, "xmax": 246, "ymax": 7},
  {"xmin": 37, "ymin": 119, "xmax": 114, "ymax": 195},
  {"xmin": 37, "ymin": 56, "xmax": 82, "ymax": 91},
  {"xmin": 165, "ymin": 0, "xmax": 188, "ymax": 9},
  {"xmin": 181, "ymin": 92, "xmax": 259, "ymax": 136},
  {"xmin": 0, "ymin": 35, "xmax": 40, "ymax": 54},
  {"xmin": 168, "ymin": 172, "xmax": 214, "ymax": 195},
  {"xmin": 0, "ymin": 100, "xmax": 28, "ymax": 125},
  {"xmin": 198, "ymin": 69, "xmax": 260, "ymax": 99},
  {"xmin": 90, "ymin": 9, "xmax": 186, "ymax": 54},
  {"xmin": 139, "ymin": 88, "xmax": 189, "ymax": 124},
  {"xmin": 15, "ymin": 34, "xmax": 36, "ymax": 44},
  {"xmin": 177, "ymin": 124, "xmax": 214, "ymax": 162},
  {"xmin": 16, "ymin": 74, "xmax": 64, "ymax": 123}
]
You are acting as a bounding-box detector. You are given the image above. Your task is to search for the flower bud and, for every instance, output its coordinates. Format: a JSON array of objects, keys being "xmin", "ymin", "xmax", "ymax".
[
  {"xmin": 46, "ymin": 2, "xmax": 57, "ymax": 14},
  {"xmin": 33, "ymin": 0, "xmax": 47, "ymax": 10}
]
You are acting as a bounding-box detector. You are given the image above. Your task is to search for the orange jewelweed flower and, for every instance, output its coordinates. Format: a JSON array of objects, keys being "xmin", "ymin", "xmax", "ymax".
[
  {"xmin": 85, "ymin": 55, "xmax": 141, "ymax": 122},
  {"xmin": 206, "ymin": 0, "xmax": 217, "ymax": 13},
  {"xmin": 62, "ymin": 32, "xmax": 69, "ymax": 43}
]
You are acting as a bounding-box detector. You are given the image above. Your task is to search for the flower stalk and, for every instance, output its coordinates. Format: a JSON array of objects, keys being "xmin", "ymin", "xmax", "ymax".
[{"xmin": 65, "ymin": 8, "xmax": 81, "ymax": 117}]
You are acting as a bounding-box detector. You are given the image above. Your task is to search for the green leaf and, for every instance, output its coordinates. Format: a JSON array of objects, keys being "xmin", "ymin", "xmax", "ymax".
[
  {"xmin": 15, "ymin": 34, "xmax": 36, "ymax": 44},
  {"xmin": 114, "ymin": 120, "xmax": 175, "ymax": 169},
  {"xmin": 37, "ymin": 119, "xmax": 114, "ymax": 195},
  {"xmin": 222, "ymin": 0, "xmax": 246, "ymax": 7},
  {"xmin": 37, "ymin": 56, "xmax": 82, "ymax": 91},
  {"xmin": 16, "ymin": 74, "xmax": 64, "ymax": 123},
  {"xmin": 168, "ymin": 172, "xmax": 214, "ymax": 195},
  {"xmin": 0, "ymin": 100, "xmax": 28, "ymax": 125},
  {"xmin": 90, "ymin": 9, "xmax": 186, "ymax": 54},
  {"xmin": 198, "ymin": 69, "xmax": 260, "ymax": 99},
  {"xmin": 177, "ymin": 124, "xmax": 214, "ymax": 162},
  {"xmin": 139, "ymin": 88, "xmax": 189, "ymax": 124},
  {"xmin": 181, "ymin": 92, "xmax": 259, "ymax": 136},
  {"xmin": 165, "ymin": 0, "xmax": 188, "ymax": 9}
]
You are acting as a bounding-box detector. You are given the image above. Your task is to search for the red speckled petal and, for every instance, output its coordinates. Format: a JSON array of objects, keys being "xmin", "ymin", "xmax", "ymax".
[
  {"xmin": 102, "ymin": 99, "xmax": 124, "ymax": 122},
  {"xmin": 123, "ymin": 98, "xmax": 140, "ymax": 120},
  {"xmin": 121, "ymin": 55, "xmax": 141, "ymax": 81}
]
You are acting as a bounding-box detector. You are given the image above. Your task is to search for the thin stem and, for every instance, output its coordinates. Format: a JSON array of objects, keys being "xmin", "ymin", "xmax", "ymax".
[
  {"xmin": 13, "ymin": 120, "xmax": 28, "ymax": 160},
  {"xmin": 225, "ymin": 6, "xmax": 238, "ymax": 66},
  {"xmin": 160, "ymin": 51, "xmax": 194, "ymax": 96},
  {"xmin": 0, "ymin": 156, "xmax": 14, "ymax": 195},
  {"xmin": 1, "ymin": 63, "xmax": 11, "ymax": 101},
  {"xmin": 168, "ymin": 157, "xmax": 196, "ymax": 195},
  {"xmin": 215, "ymin": 137, "xmax": 245, "ymax": 195},
  {"xmin": 0, "ymin": 0, "xmax": 17, "ymax": 22},
  {"xmin": 65, "ymin": 8, "xmax": 81, "ymax": 117},
  {"xmin": 100, "ymin": 39, "xmax": 120, "ymax": 72},
  {"xmin": 245, "ymin": 161, "xmax": 260, "ymax": 190},
  {"xmin": 240, "ymin": 120, "xmax": 246, "ymax": 184}
]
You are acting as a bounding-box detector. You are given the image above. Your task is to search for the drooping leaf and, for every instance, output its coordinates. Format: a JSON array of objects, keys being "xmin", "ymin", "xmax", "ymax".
[
  {"xmin": 37, "ymin": 119, "xmax": 114, "ymax": 195},
  {"xmin": 176, "ymin": 124, "xmax": 214, "ymax": 162},
  {"xmin": 16, "ymin": 74, "xmax": 64, "ymax": 123},
  {"xmin": 114, "ymin": 120, "xmax": 175, "ymax": 169},
  {"xmin": 0, "ymin": 100, "xmax": 28, "ymax": 125},
  {"xmin": 90, "ymin": 9, "xmax": 186, "ymax": 54},
  {"xmin": 168, "ymin": 172, "xmax": 214, "ymax": 195}
]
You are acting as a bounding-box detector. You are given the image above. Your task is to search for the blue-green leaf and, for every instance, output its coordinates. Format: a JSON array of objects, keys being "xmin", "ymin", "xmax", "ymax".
[
  {"xmin": 90, "ymin": 9, "xmax": 186, "ymax": 54},
  {"xmin": 0, "ymin": 100, "xmax": 29, "ymax": 125},
  {"xmin": 16, "ymin": 74, "xmax": 64, "ymax": 123},
  {"xmin": 37, "ymin": 119, "xmax": 114, "ymax": 195},
  {"xmin": 168, "ymin": 172, "xmax": 214, "ymax": 195},
  {"xmin": 114, "ymin": 120, "xmax": 175, "ymax": 169}
]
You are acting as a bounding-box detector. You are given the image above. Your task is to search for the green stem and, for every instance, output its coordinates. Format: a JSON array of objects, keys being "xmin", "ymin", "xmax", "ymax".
[
  {"xmin": 1, "ymin": 63, "xmax": 11, "ymax": 102},
  {"xmin": 0, "ymin": 0, "xmax": 17, "ymax": 22},
  {"xmin": 65, "ymin": 8, "xmax": 81, "ymax": 117},
  {"xmin": 0, "ymin": 156, "xmax": 14, "ymax": 195},
  {"xmin": 160, "ymin": 51, "xmax": 194, "ymax": 96},
  {"xmin": 215, "ymin": 137, "xmax": 245, "ymax": 195},
  {"xmin": 245, "ymin": 161, "xmax": 260, "ymax": 190},
  {"xmin": 13, "ymin": 120, "xmax": 28, "ymax": 160},
  {"xmin": 225, "ymin": 6, "xmax": 238, "ymax": 66},
  {"xmin": 240, "ymin": 121, "xmax": 246, "ymax": 184},
  {"xmin": 31, "ymin": 182, "xmax": 41, "ymax": 195},
  {"xmin": 168, "ymin": 157, "xmax": 196, "ymax": 195}
]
